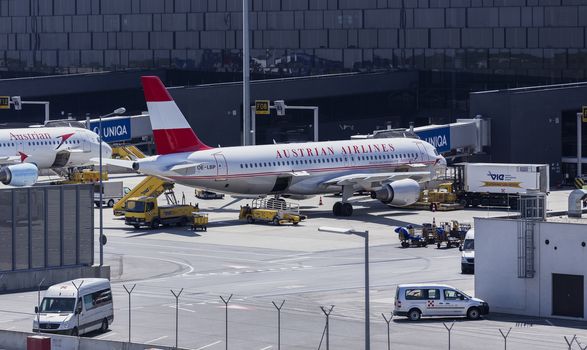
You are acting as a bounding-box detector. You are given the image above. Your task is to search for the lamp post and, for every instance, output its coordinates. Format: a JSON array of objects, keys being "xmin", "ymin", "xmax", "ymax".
[
  {"xmin": 98, "ymin": 107, "xmax": 126, "ymax": 266},
  {"xmin": 318, "ymin": 226, "xmax": 370, "ymax": 350}
]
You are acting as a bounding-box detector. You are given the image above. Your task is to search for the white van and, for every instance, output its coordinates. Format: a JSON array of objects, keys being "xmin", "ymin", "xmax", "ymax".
[
  {"xmin": 33, "ymin": 278, "xmax": 113, "ymax": 336},
  {"xmin": 393, "ymin": 284, "xmax": 489, "ymax": 321},
  {"xmin": 460, "ymin": 229, "xmax": 475, "ymax": 274}
]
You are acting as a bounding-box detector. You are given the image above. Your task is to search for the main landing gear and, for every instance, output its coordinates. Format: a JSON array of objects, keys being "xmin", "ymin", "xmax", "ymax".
[
  {"xmin": 332, "ymin": 202, "xmax": 353, "ymax": 216},
  {"xmin": 332, "ymin": 185, "xmax": 354, "ymax": 217}
]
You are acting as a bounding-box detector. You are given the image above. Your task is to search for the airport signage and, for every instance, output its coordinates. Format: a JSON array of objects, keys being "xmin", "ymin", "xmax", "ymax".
[
  {"xmin": 90, "ymin": 117, "xmax": 132, "ymax": 142},
  {"xmin": 416, "ymin": 126, "xmax": 451, "ymax": 153},
  {"xmin": 583, "ymin": 106, "xmax": 587, "ymax": 122},
  {"xmin": 0, "ymin": 96, "xmax": 10, "ymax": 109},
  {"xmin": 255, "ymin": 100, "xmax": 270, "ymax": 115}
]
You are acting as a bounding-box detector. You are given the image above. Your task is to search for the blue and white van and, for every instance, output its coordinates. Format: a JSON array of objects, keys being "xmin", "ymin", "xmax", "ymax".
[{"xmin": 394, "ymin": 284, "xmax": 488, "ymax": 321}]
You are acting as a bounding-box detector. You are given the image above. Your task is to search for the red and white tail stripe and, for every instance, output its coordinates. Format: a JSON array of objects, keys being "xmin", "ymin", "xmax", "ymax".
[{"xmin": 141, "ymin": 76, "xmax": 212, "ymax": 155}]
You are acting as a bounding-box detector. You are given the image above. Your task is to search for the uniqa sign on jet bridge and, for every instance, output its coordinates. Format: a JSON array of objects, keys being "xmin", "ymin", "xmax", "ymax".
[
  {"xmin": 90, "ymin": 117, "xmax": 132, "ymax": 143},
  {"xmin": 415, "ymin": 126, "xmax": 451, "ymax": 153}
]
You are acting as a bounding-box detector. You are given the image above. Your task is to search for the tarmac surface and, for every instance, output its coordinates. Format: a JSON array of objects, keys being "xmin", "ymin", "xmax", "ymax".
[{"xmin": 0, "ymin": 174, "xmax": 586, "ymax": 349}]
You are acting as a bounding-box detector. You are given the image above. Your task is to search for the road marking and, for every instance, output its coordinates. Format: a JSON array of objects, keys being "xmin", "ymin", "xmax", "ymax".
[
  {"xmin": 159, "ymin": 251, "xmax": 262, "ymax": 264},
  {"xmin": 144, "ymin": 336, "xmax": 168, "ymax": 344},
  {"xmin": 95, "ymin": 332, "xmax": 117, "ymax": 340},
  {"xmin": 118, "ymin": 306, "xmax": 144, "ymax": 312},
  {"xmin": 123, "ymin": 255, "xmax": 195, "ymax": 279},
  {"xmin": 166, "ymin": 305, "xmax": 195, "ymax": 313},
  {"xmin": 195, "ymin": 340, "xmax": 222, "ymax": 350},
  {"xmin": 259, "ymin": 346, "xmax": 273, "ymax": 350},
  {"xmin": 268, "ymin": 256, "xmax": 308, "ymax": 263}
]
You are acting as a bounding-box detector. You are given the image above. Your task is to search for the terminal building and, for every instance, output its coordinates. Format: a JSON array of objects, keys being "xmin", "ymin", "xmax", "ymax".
[
  {"xmin": 475, "ymin": 190, "xmax": 587, "ymax": 320},
  {"xmin": 0, "ymin": 1, "xmax": 584, "ymax": 185}
]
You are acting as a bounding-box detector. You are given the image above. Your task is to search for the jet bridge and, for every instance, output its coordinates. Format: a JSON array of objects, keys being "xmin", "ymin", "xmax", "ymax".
[{"xmin": 352, "ymin": 118, "xmax": 491, "ymax": 159}]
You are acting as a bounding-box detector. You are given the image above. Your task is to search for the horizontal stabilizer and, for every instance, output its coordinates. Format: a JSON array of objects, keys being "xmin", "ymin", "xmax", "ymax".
[
  {"xmin": 90, "ymin": 158, "xmax": 135, "ymax": 170},
  {"xmin": 168, "ymin": 162, "xmax": 202, "ymax": 175}
]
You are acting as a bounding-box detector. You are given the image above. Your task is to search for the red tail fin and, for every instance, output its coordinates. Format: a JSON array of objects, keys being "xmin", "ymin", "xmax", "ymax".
[{"xmin": 141, "ymin": 76, "xmax": 212, "ymax": 155}]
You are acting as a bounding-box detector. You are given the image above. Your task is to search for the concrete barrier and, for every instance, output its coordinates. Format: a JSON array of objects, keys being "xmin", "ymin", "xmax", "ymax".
[
  {"xmin": 0, "ymin": 265, "xmax": 110, "ymax": 294},
  {"xmin": 0, "ymin": 330, "xmax": 183, "ymax": 350}
]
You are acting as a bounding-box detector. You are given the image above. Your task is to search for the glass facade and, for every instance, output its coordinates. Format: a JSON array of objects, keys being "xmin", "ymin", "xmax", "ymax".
[{"xmin": 0, "ymin": 0, "xmax": 585, "ymax": 80}]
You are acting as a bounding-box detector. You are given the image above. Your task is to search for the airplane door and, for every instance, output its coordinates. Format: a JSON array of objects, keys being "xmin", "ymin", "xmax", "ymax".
[
  {"xmin": 415, "ymin": 142, "xmax": 430, "ymax": 162},
  {"xmin": 213, "ymin": 154, "xmax": 228, "ymax": 177}
]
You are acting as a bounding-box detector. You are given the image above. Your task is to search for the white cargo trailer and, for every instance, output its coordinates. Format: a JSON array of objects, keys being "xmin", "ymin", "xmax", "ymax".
[
  {"xmin": 454, "ymin": 163, "xmax": 549, "ymax": 209},
  {"xmin": 93, "ymin": 181, "xmax": 128, "ymax": 207}
]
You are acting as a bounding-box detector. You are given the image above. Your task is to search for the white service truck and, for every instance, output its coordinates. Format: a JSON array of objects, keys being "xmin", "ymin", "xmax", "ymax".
[
  {"xmin": 453, "ymin": 163, "xmax": 549, "ymax": 209},
  {"xmin": 94, "ymin": 181, "xmax": 128, "ymax": 208}
]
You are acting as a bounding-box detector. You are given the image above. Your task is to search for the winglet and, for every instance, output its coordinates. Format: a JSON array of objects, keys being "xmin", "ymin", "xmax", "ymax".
[{"xmin": 18, "ymin": 152, "xmax": 28, "ymax": 162}]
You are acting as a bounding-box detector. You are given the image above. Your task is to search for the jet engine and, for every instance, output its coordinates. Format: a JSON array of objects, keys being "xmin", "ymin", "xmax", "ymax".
[
  {"xmin": 0, "ymin": 163, "xmax": 39, "ymax": 187},
  {"xmin": 370, "ymin": 178, "xmax": 420, "ymax": 207}
]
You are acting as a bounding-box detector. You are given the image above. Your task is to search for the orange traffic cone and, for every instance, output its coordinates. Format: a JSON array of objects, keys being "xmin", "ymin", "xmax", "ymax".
[{"xmin": 319, "ymin": 196, "xmax": 323, "ymax": 206}]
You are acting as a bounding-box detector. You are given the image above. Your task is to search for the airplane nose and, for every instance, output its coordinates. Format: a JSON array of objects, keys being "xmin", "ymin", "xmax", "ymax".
[
  {"xmin": 102, "ymin": 142, "xmax": 112, "ymax": 159},
  {"xmin": 439, "ymin": 156, "xmax": 447, "ymax": 167}
]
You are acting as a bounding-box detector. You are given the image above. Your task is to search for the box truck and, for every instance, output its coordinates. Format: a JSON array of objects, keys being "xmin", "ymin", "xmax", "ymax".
[{"xmin": 453, "ymin": 163, "xmax": 549, "ymax": 209}]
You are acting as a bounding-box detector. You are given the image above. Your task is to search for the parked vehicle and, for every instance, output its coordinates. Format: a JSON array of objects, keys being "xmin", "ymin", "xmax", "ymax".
[
  {"xmin": 395, "ymin": 226, "xmax": 428, "ymax": 248},
  {"xmin": 93, "ymin": 181, "xmax": 130, "ymax": 208},
  {"xmin": 192, "ymin": 212, "xmax": 209, "ymax": 231},
  {"xmin": 460, "ymin": 229, "xmax": 475, "ymax": 274},
  {"xmin": 239, "ymin": 198, "xmax": 305, "ymax": 225},
  {"xmin": 394, "ymin": 284, "xmax": 488, "ymax": 321},
  {"xmin": 435, "ymin": 220, "xmax": 470, "ymax": 248},
  {"xmin": 453, "ymin": 163, "xmax": 549, "ymax": 209},
  {"xmin": 33, "ymin": 278, "xmax": 113, "ymax": 336},
  {"xmin": 124, "ymin": 196, "xmax": 197, "ymax": 229},
  {"xmin": 195, "ymin": 189, "xmax": 225, "ymax": 199}
]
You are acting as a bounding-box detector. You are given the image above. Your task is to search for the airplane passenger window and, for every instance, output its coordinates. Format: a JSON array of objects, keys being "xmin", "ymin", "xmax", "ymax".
[{"xmin": 240, "ymin": 164, "xmax": 243, "ymax": 168}]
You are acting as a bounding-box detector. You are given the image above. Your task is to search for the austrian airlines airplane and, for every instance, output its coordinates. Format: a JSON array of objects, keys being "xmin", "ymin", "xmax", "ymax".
[
  {"xmin": 0, "ymin": 126, "xmax": 112, "ymax": 186},
  {"xmin": 107, "ymin": 76, "xmax": 446, "ymax": 216}
]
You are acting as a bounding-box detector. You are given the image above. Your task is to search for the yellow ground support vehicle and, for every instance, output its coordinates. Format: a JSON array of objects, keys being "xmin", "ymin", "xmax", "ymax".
[
  {"xmin": 239, "ymin": 198, "xmax": 305, "ymax": 225},
  {"xmin": 191, "ymin": 213, "xmax": 209, "ymax": 231},
  {"xmin": 113, "ymin": 176, "xmax": 174, "ymax": 216},
  {"xmin": 124, "ymin": 196, "xmax": 198, "ymax": 229},
  {"xmin": 53, "ymin": 169, "xmax": 108, "ymax": 184}
]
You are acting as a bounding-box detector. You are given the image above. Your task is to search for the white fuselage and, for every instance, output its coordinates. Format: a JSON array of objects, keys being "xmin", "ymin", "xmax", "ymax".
[
  {"xmin": 0, "ymin": 127, "xmax": 111, "ymax": 169},
  {"xmin": 135, "ymin": 138, "xmax": 444, "ymax": 196}
]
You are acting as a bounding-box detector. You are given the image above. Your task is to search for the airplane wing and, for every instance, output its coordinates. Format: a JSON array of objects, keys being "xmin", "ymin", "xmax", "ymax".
[
  {"xmin": 90, "ymin": 158, "xmax": 135, "ymax": 169},
  {"xmin": 0, "ymin": 155, "xmax": 22, "ymax": 165},
  {"xmin": 322, "ymin": 171, "xmax": 432, "ymax": 188}
]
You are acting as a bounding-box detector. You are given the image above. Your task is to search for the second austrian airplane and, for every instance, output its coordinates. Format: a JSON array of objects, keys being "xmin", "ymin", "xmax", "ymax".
[
  {"xmin": 108, "ymin": 76, "xmax": 447, "ymax": 216},
  {"xmin": 0, "ymin": 125, "xmax": 111, "ymax": 187}
]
